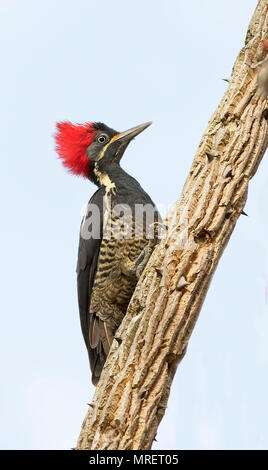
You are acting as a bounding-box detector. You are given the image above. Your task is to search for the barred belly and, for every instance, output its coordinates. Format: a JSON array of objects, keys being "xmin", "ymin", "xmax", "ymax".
[{"xmin": 89, "ymin": 214, "xmax": 148, "ymax": 326}]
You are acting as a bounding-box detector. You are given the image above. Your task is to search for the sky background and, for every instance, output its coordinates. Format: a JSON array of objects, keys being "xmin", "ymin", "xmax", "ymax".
[{"xmin": 1, "ymin": 0, "xmax": 267, "ymax": 450}]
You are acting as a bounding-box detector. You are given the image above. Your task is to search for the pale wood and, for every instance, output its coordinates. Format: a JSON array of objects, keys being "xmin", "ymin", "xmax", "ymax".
[{"xmin": 77, "ymin": 0, "xmax": 268, "ymax": 450}]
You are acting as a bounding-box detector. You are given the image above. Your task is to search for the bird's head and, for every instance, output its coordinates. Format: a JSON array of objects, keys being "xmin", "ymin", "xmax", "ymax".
[{"xmin": 55, "ymin": 121, "xmax": 152, "ymax": 180}]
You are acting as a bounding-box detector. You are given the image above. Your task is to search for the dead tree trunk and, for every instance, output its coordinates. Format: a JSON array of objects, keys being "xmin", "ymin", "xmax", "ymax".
[{"xmin": 77, "ymin": 0, "xmax": 268, "ymax": 450}]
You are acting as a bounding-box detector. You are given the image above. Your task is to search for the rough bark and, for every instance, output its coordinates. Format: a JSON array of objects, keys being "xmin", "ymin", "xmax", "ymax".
[{"xmin": 77, "ymin": 0, "xmax": 268, "ymax": 450}]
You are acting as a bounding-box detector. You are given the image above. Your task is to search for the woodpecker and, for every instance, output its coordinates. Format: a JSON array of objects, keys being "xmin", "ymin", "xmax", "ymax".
[{"xmin": 55, "ymin": 121, "xmax": 160, "ymax": 385}]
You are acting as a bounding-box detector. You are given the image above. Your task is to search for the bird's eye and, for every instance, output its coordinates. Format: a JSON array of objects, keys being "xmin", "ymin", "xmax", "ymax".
[{"xmin": 97, "ymin": 134, "xmax": 108, "ymax": 144}]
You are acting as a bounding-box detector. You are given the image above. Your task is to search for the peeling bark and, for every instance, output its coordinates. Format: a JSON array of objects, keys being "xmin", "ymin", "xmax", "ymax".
[{"xmin": 77, "ymin": 0, "xmax": 268, "ymax": 450}]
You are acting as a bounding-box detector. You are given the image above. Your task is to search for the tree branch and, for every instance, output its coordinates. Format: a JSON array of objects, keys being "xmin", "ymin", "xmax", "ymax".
[{"xmin": 77, "ymin": 0, "xmax": 268, "ymax": 450}]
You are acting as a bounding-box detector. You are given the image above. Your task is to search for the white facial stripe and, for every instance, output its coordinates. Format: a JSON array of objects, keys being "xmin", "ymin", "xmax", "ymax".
[
  {"xmin": 94, "ymin": 164, "xmax": 116, "ymax": 229},
  {"xmin": 96, "ymin": 133, "xmax": 121, "ymax": 161}
]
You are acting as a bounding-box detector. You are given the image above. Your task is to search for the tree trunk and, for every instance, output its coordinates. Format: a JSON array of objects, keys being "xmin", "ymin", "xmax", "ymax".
[{"xmin": 77, "ymin": 0, "xmax": 268, "ymax": 450}]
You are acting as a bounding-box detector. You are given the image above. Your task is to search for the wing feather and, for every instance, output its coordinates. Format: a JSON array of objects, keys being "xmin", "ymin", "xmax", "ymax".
[{"xmin": 76, "ymin": 187, "xmax": 104, "ymax": 378}]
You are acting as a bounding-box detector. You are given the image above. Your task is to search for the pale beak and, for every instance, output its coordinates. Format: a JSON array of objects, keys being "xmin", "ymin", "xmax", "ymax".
[
  {"xmin": 112, "ymin": 121, "xmax": 152, "ymax": 161},
  {"xmin": 114, "ymin": 121, "xmax": 152, "ymax": 143}
]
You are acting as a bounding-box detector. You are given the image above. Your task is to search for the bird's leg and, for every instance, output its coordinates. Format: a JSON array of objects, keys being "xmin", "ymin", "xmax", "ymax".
[
  {"xmin": 129, "ymin": 238, "xmax": 158, "ymax": 279},
  {"xmin": 120, "ymin": 239, "xmax": 158, "ymax": 280},
  {"xmin": 130, "ymin": 221, "xmax": 164, "ymax": 278},
  {"xmin": 121, "ymin": 222, "xmax": 163, "ymax": 279},
  {"xmin": 120, "ymin": 257, "xmax": 137, "ymax": 277}
]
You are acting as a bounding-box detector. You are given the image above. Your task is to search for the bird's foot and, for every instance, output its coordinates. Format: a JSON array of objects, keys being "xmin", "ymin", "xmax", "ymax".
[{"xmin": 129, "ymin": 238, "xmax": 158, "ymax": 279}]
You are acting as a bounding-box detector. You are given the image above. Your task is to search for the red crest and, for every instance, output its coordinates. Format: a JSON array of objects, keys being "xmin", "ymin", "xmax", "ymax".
[{"xmin": 55, "ymin": 121, "xmax": 97, "ymax": 178}]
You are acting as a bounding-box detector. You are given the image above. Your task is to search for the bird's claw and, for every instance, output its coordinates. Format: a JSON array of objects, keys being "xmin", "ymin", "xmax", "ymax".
[{"xmin": 130, "ymin": 238, "xmax": 158, "ymax": 279}]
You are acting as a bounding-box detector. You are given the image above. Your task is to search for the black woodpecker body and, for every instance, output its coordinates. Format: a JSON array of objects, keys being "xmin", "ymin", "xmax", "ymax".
[{"xmin": 55, "ymin": 121, "xmax": 160, "ymax": 385}]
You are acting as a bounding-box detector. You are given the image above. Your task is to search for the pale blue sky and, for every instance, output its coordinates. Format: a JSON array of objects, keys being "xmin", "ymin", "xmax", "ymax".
[{"xmin": 1, "ymin": 0, "xmax": 267, "ymax": 450}]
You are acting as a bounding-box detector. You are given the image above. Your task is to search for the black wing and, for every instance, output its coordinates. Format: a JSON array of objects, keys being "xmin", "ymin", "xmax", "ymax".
[{"xmin": 76, "ymin": 187, "xmax": 105, "ymax": 383}]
